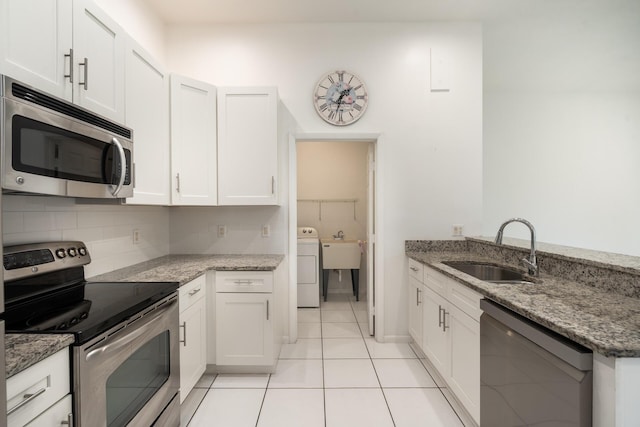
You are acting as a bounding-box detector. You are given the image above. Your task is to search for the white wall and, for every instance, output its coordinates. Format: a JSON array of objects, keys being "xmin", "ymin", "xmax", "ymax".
[
  {"xmin": 297, "ymin": 141, "xmax": 369, "ymax": 241},
  {"xmin": 2, "ymin": 195, "xmax": 170, "ymax": 278},
  {"xmin": 93, "ymin": 0, "xmax": 166, "ymax": 63},
  {"xmin": 483, "ymin": 3, "xmax": 640, "ymax": 256},
  {"xmin": 166, "ymin": 23, "xmax": 483, "ymax": 339}
]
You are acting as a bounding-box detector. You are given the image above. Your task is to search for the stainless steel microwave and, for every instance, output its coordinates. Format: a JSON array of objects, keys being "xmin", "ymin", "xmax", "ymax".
[{"xmin": 1, "ymin": 75, "xmax": 133, "ymax": 198}]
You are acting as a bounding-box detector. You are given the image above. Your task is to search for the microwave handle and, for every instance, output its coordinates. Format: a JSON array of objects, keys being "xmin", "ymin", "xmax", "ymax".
[{"xmin": 110, "ymin": 137, "xmax": 127, "ymax": 197}]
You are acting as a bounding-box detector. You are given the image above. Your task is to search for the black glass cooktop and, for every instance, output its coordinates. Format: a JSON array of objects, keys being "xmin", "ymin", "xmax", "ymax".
[{"xmin": 5, "ymin": 271, "xmax": 178, "ymax": 345}]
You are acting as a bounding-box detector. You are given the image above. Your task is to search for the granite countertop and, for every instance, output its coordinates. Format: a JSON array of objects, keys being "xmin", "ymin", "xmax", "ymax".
[
  {"xmin": 406, "ymin": 249, "xmax": 640, "ymax": 358},
  {"xmin": 6, "ymin": 254, "xmax": 284, "ymax": 379},
  {"xmin": 90, "ymin": 254, "xmax": 285, "ymax": 285},
  {"xmin": 6, "ymin": 334, "xmax": 75, "ymax": 378}
]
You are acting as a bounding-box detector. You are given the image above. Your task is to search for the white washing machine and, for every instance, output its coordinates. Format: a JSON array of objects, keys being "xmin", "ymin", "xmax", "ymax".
[{"xmin": 297, "ymin": 227, "xmax": 320, "ymax": 307}]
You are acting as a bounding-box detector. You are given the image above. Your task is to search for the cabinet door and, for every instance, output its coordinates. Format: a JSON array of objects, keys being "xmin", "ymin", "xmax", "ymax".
[
  {"xmin": 170, "ymin": 75, "xmax": 217, "ymax": 205},
  {"xmin": 179, "ymin": 297, "xmax": 207, "ymax": 403},
  {"xmin": 408, "ymin": 277, "xmax": 423, "ymax": 347},
  {"xmin": 448, "ymin": 304, "xmax": 480, "ymax": 424},
  {"xmin": 422, "ymin": 286, "xmax": 449, "ymax": 375},
  {"xmin": 124, "ymin": 39, "xmax": 170, "ymax": 205},
  {"xmin": 24, "ymin": 395, "xmax": 72, "ymax": 427},
  {"xmin": 216, "ymin": 293, "xmax": 273, "ymax": 366},
  {"xmin": 0, "ymin": 0, "xmax": 73, "ymax": 100},
  {"xmin": 217, "ymin": 87, "xmax": 278, "ymax": 205},
  {"xmin": 72, "ymin": 0, "xmax": 125, "ymax": 122}
]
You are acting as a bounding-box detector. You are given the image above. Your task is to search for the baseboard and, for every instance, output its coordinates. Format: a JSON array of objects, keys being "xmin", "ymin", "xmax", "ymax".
[{"xmin": 381, "ymin": 334, "xmax": 412, "ymax": 343}]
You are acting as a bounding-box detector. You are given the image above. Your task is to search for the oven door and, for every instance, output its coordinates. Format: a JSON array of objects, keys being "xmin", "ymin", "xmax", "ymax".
[
  {"xmin": 2, "ymin": 88, "xmax": 133, "ymax": 199},
  {"xmin": 74, "ymin": 295, "xmax": 179, "ymax": 427}
]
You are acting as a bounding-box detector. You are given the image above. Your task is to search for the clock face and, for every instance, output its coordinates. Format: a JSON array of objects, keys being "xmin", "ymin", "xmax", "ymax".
[{"xmin": 313, "ymin": 70, "xmax": 368, "ymax": 126}]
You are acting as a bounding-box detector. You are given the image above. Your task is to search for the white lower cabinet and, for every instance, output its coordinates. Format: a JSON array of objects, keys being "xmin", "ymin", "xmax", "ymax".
[
  {"xmin": 24, "ymin": 395, "xmax": 72, "ymax": 427},
  {"xmin": 6, "ymin": 348, "xmax": 71, "ymax": 427},
  {"xmin": 408, "ymin": 260, "xmax": 481, "ymax": 424},
  {"xmin": 179, "ymin": 275, "xmax": 207, "ymax": 403},
  {"xmin": 213, "ymin": 270, "xmax": 281, "ymax": 371},
  {"xmin": 215, "ymin": 293, "xmax": 274, "ymax": 366}
]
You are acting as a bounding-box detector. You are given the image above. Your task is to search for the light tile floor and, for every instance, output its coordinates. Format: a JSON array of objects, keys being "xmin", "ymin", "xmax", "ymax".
[{"xmin": 181, "ymin": 292, "xmax": 468, "ymax": 426}]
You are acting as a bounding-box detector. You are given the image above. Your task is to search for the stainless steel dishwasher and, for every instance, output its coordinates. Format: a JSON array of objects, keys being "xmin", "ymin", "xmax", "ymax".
[{"xmin": 480, "ymin": 299, "xmax": 593, "ymax": 426}]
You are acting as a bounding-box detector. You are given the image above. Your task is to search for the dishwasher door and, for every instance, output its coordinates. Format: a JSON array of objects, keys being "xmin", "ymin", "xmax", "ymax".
[{"xmin": 480, "ymin": 299, "xmax": 592, "ymax": 427}]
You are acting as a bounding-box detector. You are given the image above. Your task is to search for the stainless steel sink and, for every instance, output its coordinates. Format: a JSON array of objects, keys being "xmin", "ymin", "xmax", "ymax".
[{"xmin": 442, "ymin": 261, "xmax": 535, "ymax": 284}]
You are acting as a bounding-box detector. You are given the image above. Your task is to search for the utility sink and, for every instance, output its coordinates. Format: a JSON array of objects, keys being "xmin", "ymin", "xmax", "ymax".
[
  {"xmin": 321, "ymin": 239, "xmax": 361, "ymax": 269},
  {"xmin": 442, "ymin": 261, "xmax": 535, "ymax": 284}
]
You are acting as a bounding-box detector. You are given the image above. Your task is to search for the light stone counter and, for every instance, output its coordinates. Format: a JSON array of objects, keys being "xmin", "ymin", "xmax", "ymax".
[
  {"xmin": 6, "ymin": 254, "xmax": 284, "ymax": 378},
  {"xmin": 406, "ymin": 239, "xmax": 640, "ymax": 357},
  {"xmin": 6, "ymin": 334, "xmax": 75, "ymax": 378}
]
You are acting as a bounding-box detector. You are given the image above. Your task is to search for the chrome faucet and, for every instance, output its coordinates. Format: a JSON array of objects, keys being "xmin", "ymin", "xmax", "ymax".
[
  {"xmin": 494, "ymin": 218, "xmax": 538, "ymax": 276},
  {"xmin": 333, "ymin": 230, "xmax": 345, "ymax": 240}
]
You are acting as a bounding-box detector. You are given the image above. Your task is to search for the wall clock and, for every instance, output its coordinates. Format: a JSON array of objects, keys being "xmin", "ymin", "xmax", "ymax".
[{"xmin": 313, "ymin": 70, "xmax": 368, "ymax": 126}]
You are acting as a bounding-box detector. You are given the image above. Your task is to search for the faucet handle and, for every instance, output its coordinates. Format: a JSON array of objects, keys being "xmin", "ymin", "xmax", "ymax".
[{"xmin": 522, "ymin": 258, "xmax": 538, "ymax": 276}]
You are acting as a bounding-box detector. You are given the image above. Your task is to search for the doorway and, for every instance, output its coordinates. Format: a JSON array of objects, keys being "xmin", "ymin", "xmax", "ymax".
[{"xmin": 288, "ymin": 133, "xmax": 382, "ymax": 342}]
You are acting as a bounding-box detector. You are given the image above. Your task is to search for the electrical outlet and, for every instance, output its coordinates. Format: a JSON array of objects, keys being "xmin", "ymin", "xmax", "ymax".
[
  {"xmin": 218, "ymin": 225, "xmax": 227, "ymax": 238},
  {"xmin": 262, "ymin": 224, "xmax": 271, "ymax": 237},
  {"xmin": 133, "ymin": 229, "xmax": 141, "ymax": 244},
  {"xmin": 452, "ymin": 224, "xmax": 464, "ymax": 237}
]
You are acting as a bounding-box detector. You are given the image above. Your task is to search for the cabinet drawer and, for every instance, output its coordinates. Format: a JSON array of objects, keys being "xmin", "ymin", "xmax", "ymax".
[
  {"xmin": 179, "ymin": 274, "xmax": 206, "ymax": 312},
  {"xmin": 215, "ymin": 271, "xmax": 273, "ymax": 293},
  {"xmin": 25, "ymin": 395, "xmax": 72, "ymax": 427},
  {"xmin": 7, "ymin": 348, "xmax": 70, "ymax": 427},
  {"xmin": 449, "ymin": 281, "xmax": 483, "ymax": 321},
  {"xmin": 423, "ymin": 265, "xmax": 448, "ymax": 296},
  {"xmin": 408, "ymin": 259, "xmax": 424, "ymax": 283}
]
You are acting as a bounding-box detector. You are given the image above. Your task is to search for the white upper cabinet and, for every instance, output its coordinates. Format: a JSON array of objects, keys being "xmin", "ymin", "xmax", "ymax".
[
  {"xmin": 124, "ymin": 39, "xmax": 170, "ymax": 205},
  {"xmin": 217, "ymin": 87, "xmax": 278, "ymax": 206},
  {"xmin": 0, "ymin": 0, "xmax": 126, "ymax": 123},
  {"xmin": 72, "ymin": 0, "xmax": 125, "ymax": 122},
  {"xmin": 0, "ymin": 0, "xmax": 73, "ymax": 100},
  {"xmin": 170, "ymin": 74, "xmax": 218, "ymax": 206}
]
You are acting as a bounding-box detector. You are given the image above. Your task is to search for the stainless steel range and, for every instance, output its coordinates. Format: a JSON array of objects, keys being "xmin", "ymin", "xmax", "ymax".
[{"xmin": 4, "ymin": 241, "xmax": 180, "ymax": 427}]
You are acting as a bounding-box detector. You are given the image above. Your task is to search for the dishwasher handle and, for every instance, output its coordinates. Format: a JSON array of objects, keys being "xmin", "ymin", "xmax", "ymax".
[{"xmin": 480, "ymin": 299, "xmax": 592, "ymax": 371}]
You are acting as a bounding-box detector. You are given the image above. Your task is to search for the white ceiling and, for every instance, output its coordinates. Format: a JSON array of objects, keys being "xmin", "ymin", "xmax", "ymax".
[{"xmin": 141, "ymin": 0, "xmax": 588, "ymax": 25}]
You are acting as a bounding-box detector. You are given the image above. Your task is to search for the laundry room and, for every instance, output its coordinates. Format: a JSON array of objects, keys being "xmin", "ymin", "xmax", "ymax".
[{"xmin": 296, "ymin": 140, "xmax": 371, "ymax": 307}]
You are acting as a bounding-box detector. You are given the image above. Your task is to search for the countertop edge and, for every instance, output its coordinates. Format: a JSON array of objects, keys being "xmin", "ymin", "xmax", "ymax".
[{"xmin": 6, "ymin": 334, "xmax": 75, "ymax": 378}]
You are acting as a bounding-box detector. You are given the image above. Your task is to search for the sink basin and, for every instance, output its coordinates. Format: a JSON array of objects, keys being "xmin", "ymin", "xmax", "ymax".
[
  {"xmin": 442, "ymin": 261, "xmax": 535, "ymax": 284},
  {"xmin": 321, "ymin": 239, "xmax": 361, "ymax": 269}
]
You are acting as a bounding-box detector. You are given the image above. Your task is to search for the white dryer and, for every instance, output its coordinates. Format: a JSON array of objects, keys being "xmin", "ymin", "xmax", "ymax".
[{"xmin": 297, "ymin": 227, "xmax": 320, "ymax": 307}]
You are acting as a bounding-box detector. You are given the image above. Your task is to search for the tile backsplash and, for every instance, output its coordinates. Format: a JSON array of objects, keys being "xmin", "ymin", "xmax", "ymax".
[{"xmin": 2, "ymin": 195, "xmax": 170, "ymax": 278}]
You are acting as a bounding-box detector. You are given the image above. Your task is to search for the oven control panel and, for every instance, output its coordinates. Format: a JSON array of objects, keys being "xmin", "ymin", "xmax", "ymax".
[{"xmin": 3, "ymin": 241, "xmax": 91, "ymax": 282}]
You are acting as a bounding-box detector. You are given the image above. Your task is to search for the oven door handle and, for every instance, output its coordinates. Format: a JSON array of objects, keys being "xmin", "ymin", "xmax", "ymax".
[
  {"xmin": 85, "ymin": 298, "xmax": 176, "ymax": 362},
  {"xmin": 110, "ymin": 137, "xmax": 127, "ymax": 197}
]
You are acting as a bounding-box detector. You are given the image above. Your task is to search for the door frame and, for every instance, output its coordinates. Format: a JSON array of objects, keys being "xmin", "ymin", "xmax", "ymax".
[{"xmin": 288, "ymin": 132, "xmax": 385, "ymax": 342}]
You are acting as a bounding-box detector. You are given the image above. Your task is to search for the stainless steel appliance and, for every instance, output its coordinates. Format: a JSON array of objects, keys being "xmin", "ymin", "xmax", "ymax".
[
  {"xmin": 1, "ymin": 75, "xmax": 133, "ymax": 198},
  {"xmin": 0, "ymin": 187, "xmax": 6, "ymax": 426},
  {"xmin": 4, "ymin": 242, "xmax": 179, "ymax": 426},
  {"xmin": 480, "ymin": 299, "xmax": 593, "ymax": 426}
]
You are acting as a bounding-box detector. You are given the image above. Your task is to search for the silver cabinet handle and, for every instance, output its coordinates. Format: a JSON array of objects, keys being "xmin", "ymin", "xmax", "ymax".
[
  {"xmin": 61, "ymin": 413, "xmax": 73, "ymax": 426},
  {"xmin": 443, "ymin": 310, "xmax": 450, "ymax": 331},
  {"xmin": 176, "ymin": 173, "xmax": 181, "ymax": 193},
  {"xmin": 438, "ymin": 305, "xmax": 444, "ymax": 328},
  {"xmin": 110, "ymin": 137, "xmax": 127, "ymax": 197},
  {"xmin": 233, "ymin": 280, "xmax": 254, "ymax": 285},
  {"xmin": 79, "ymin": 57, "xmax": 89, "ymax": 90},
  {"xmin": 188, "ymin": 288, "xmax": 201, "ymax": 296},
  {"xmin": 266, "ymin": 300, "xmax": 270, "ymax": 320},
  {"xmin": 271, "ymin": 176, "xmax": 275, "ymax": 195},
  {"xmin": 180, "ymin": 321, "xmax": 187, "ymax": 347},
  {"xmin": 64, "ymin": 48, "xmax": 74, "ymax": 83},
  {"xmin": 7, "ymin": 387, "xmax": 47, "ymax": 415},
  {"xmin": 416, "ymin": 288, "xmax": 421, "ymax": 305},
  {"xmin": 410, "ymin": 266, "xmax": 419, "ymax": 272}
]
